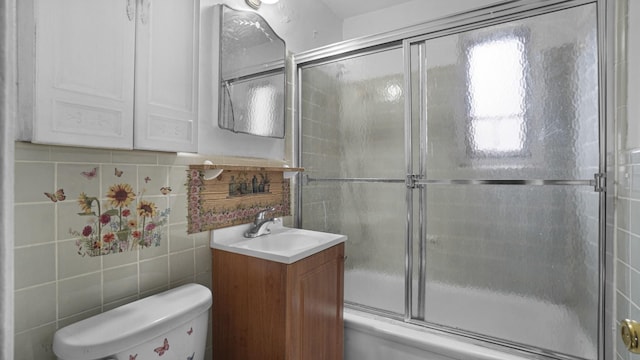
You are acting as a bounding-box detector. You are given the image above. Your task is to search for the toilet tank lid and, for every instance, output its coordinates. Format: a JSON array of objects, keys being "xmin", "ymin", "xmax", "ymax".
[{"xmin": 53, "ymin": 283, "xmax": 212, "ymax": 360}]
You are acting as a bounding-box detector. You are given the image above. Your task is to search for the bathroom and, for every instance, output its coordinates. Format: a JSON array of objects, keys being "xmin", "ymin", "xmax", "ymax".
[{"xmin": 1, "ymin": 0, "xmax": 639, "ymax": 359}]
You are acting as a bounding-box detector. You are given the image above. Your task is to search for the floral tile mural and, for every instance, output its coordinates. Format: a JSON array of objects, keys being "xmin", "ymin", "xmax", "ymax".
[{"xmin": 46, "ymin": 166, "xmax": 172, "ymax": 257}]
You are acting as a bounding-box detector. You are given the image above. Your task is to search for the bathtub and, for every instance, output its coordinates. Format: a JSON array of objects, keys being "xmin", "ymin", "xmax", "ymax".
[{"xmin": 343, "ymin": 270, "xmax": 596, "ymax": 360}]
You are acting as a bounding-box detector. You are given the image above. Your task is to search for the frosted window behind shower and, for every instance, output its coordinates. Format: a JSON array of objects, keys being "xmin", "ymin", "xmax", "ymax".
[
  {"xmin": 468, "ymin": 37, "xmax": 526, "ymax": 155},
  {"xmin": 417, "ymin": 4, "xmax": 598, "ymax": 358}
]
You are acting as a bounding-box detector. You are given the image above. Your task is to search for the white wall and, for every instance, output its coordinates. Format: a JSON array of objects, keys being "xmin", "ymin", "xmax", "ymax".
[
  {"xmin": 625, "ymin": 0, "xmax": 640, "ymax": 150},
  {"xmin": 1, "ymin": 0, "xmax": 16, "ymax": 357},
  {"xmin": 342, "ymin": 0, "xmax": 500, "ymax": 41}
]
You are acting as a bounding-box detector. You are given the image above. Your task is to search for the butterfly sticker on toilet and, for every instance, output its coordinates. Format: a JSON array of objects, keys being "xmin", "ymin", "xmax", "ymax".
[
  {"xmin": 44, "ymin": 189, "xmax": 66, "ymax": 202},
  {"xmin": 129, "ymin": 355, "xmax": 137, "ymax": 360},
  {"xmin": 187, "ymin": 353, "xmax": 195, "ymax": 360},
  {"xmin": 154, "ymin": 338, "xmax": 170, "ymax": 356}
]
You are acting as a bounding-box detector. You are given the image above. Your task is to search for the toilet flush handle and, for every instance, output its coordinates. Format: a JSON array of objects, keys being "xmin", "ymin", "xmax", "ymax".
[{"xmin": 621, "ymin": 319, "xmax": 640, "ymax": 353}]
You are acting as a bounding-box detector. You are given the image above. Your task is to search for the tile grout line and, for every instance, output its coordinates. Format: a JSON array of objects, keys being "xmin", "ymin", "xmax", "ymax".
[
  {"xmin": 100, "ymin": 158, "xmax": 105, "ymax": 313},
  {"xmin": 54, "ymin": 161, "xmax": 60, "ymax": 330},
  {"xmin": 617, "ymin": 289, "xmax": 640, "ymax": 314},
  {"xmin": 136, "ymin": 163, "xmax": 142, "ymax": 299}
]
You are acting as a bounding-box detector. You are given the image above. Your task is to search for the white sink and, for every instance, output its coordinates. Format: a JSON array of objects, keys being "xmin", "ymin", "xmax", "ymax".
[{"xmin": 210, "ymin": 222, "xmax": 347, "ymax": 264}]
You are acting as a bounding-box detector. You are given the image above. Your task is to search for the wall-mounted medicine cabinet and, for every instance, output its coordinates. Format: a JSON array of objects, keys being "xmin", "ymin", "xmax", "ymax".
[{"xmin": 214, "ymin": 5, "xmax": 286, "ymax": 139}]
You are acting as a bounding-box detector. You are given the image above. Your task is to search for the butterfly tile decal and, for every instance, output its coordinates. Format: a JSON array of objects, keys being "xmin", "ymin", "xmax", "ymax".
[
  {"xmin": 154, "ymin": 338, "xmax": 169, "ymax": 356},
  {"xmin": 44, "ymin": 189, "xmax": 66, "ymax": 202},
  {"xmin": 160, "ymin": 186, "xmax": 172, "ymax": 195},
  {"xmin": 115, "ymin": 168, "xmax": 124, "ymax": 177},
  {"xmin": 81, "ymin": 167, "xmax": 98, "ymax": 180},
  {"xmin": 144, "ymin": 176, "xmax": 151, "ymax": 183}
]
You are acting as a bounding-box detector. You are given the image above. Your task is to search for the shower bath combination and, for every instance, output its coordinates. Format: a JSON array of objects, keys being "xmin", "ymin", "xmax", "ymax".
[{"xmin": 295, "ymin": 0, "xmax": 606, "ymax": 359}]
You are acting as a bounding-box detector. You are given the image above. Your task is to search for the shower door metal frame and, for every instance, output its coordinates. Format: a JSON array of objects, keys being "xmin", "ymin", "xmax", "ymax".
[{"xmin": 293, "ymin": 0, "xmax": 609, "ymax": 359}]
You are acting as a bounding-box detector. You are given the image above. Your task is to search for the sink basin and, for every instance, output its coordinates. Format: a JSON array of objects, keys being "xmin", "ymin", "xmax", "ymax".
[{"xmin": 211, "ymin": 223, "xmax": 347, "ymax": 264}]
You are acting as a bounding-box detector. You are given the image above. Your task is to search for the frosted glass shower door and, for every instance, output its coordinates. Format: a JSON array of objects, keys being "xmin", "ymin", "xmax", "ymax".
[
  {"xmin": 412, "ymin": 4, "xmax": 599, "ymax": 359},
  {"xmin": 299, "ymin": 48, "xmax": 407, "ymax": 315}
]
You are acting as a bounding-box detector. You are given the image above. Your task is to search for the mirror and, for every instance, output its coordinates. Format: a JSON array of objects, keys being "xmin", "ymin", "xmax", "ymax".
[{"xmin": 216, "ymin": 5, "xmax": 286, "ymax": 138}]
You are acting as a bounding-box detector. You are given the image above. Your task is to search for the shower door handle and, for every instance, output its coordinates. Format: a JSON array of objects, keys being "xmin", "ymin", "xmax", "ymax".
[
  {"xmin": 303, "ymin": 175, "xmax": 405, "ymax": 185},
  {"xmin": 413, "ymin": 178, "xmax": 599, "ymax": 191},
  {"xmin": 414, "ymin": 179, "xmax": 595, "ymax": 186}
]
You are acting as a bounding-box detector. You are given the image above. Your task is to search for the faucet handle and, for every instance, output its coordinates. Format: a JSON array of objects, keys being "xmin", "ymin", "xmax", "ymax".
[{"xmin": 255, "ymin": 207, "xmax": 275, "ymax": 222}]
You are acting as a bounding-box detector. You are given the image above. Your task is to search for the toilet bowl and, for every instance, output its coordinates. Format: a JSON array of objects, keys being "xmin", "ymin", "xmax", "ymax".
[{"xmin": 53, "ymin": 283, "xmax": 212, "ymax": 360}]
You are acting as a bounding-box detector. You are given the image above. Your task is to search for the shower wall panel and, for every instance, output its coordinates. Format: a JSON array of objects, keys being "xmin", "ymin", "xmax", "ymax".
[{"xmin": 300, "ymin": 69, "xmax": 342, "ymax": 233}]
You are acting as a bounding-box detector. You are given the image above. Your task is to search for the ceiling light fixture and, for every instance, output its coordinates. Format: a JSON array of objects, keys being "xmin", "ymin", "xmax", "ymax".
[
  {"xmin": 245, "ymin": 0, "xmax": 260, "ymax": 9},
  {"xmin": 245, "ymin": 0, "xmax": 279, "ymax": 9}
]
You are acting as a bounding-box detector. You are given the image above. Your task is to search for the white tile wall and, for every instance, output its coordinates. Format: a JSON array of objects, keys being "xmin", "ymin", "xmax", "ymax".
[{"xmin": 13, "ymin": 142, "xmax": 218, "ymax": 360}]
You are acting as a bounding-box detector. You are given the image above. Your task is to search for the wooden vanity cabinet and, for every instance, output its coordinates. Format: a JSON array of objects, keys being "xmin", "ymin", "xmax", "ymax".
[{"xmin": 212, "ymin": 243, "xmax": 345, "ymax": 360}]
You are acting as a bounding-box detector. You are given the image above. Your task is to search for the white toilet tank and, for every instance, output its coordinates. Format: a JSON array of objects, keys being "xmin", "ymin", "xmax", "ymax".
[{"xmin": 53, "ymin": 283, "xmax": 212, "ymax": 360}]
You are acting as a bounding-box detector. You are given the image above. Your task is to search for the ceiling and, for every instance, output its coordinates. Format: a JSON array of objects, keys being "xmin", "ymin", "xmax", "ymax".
[{"xmin": 319, "ymin": 0, "xmax": 416, "ymax": 19}]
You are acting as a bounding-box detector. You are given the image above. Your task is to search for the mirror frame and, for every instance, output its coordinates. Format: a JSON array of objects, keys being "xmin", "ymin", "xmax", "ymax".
[{"xmin": 214, "ymin": 4, "xmax": 287, "ymax": 139}]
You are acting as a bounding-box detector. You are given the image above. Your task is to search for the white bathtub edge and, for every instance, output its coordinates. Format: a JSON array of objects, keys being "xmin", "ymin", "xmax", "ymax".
[{"xmin": 344, "ymin": 309, "xmax": 536, "ymax": 360}]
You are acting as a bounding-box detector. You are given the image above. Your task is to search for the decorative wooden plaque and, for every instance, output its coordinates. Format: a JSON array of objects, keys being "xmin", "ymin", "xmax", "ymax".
[{"xmin": 186, "ymin": 165, "xmax": 303, "ymax": 233}]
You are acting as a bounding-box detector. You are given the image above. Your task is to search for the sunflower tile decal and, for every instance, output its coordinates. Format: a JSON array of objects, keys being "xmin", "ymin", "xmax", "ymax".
[{"xmin": 69, "ymin": 174, "xmax": 171, "ymax": 257}]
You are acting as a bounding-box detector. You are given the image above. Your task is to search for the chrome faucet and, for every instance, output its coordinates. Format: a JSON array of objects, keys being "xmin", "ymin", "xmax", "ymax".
[{"xmin": 244, "ymin": 207, "xmax": 277, "ymax": 238}]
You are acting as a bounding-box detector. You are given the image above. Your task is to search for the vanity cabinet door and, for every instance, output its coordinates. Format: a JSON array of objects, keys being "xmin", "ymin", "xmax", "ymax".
[
  {"xmin": 28, "ymin": 0, "xmax": 136, "ymax": 149},
  {"xmin": 287, "ymin": 243, "xmax": 345, "ymax": 360},
  {"xmin": 212, "ymin": 243, "xmax": 345, "ymax": 360},
  {"xmin": 133, "ymin": 0, "xmax": 199, "ymax": 152},
  {"xmin": 212, "ymin": 250, "xmax": 287, "ymax": 359}
]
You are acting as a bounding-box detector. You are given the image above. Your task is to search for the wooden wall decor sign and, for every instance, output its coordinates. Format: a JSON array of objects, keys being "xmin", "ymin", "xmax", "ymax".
[{"xmin": 186, "ymin": 165, "xmax": 303, "ymax": 234}]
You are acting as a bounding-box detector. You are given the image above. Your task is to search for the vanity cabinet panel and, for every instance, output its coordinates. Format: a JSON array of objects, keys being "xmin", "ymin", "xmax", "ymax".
[
  {"xmin": 212, "ymin": 250, "xmax": 287, "ymax": 359},
  {"xmin": 286, "ymin": 243, "xmax": 344, "ymax": 360},
  {"xmin": 18, "ymin": 0, "xmax": 198, "ymax": 152},
  {"xmin": 212, "ymin": 243, "xmax": 345, "ymax": 360}
]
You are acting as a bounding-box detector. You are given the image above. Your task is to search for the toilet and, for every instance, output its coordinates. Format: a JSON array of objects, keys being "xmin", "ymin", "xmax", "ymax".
[{"xmin": 53, "ymin": 283, "xmax": 212, "ymax": 360}]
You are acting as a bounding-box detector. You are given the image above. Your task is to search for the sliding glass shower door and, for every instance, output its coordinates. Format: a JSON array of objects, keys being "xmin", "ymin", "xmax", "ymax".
[
  {"xmin": 297, "ymin": 1, "xmax": 602, "ymax": 359},
  {"xmin": 408, "ymin": 5, "xmax": 600, "ymax": 358},
  {"xmin": 299, "ymin": 48, "xmax": 407, "ymax": 315}
]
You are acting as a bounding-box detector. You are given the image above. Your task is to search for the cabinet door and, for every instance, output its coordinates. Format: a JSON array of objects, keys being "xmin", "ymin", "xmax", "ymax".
[
  {"xmin": 287, "ymin": 244, "xmax": 345, "ymax": 360},
  {"xmin": 134, "ymin": 0, "xmax": 199, "ymax": 152},
  {"xmin": 34, "ymin": 0, "xmax": 136, "ymax": 149}
]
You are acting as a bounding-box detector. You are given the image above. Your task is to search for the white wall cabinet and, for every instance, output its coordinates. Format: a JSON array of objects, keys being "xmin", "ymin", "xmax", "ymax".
[{"xmin": 18, "ymin": 0, "xmax": 199, "ymax": 152}]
